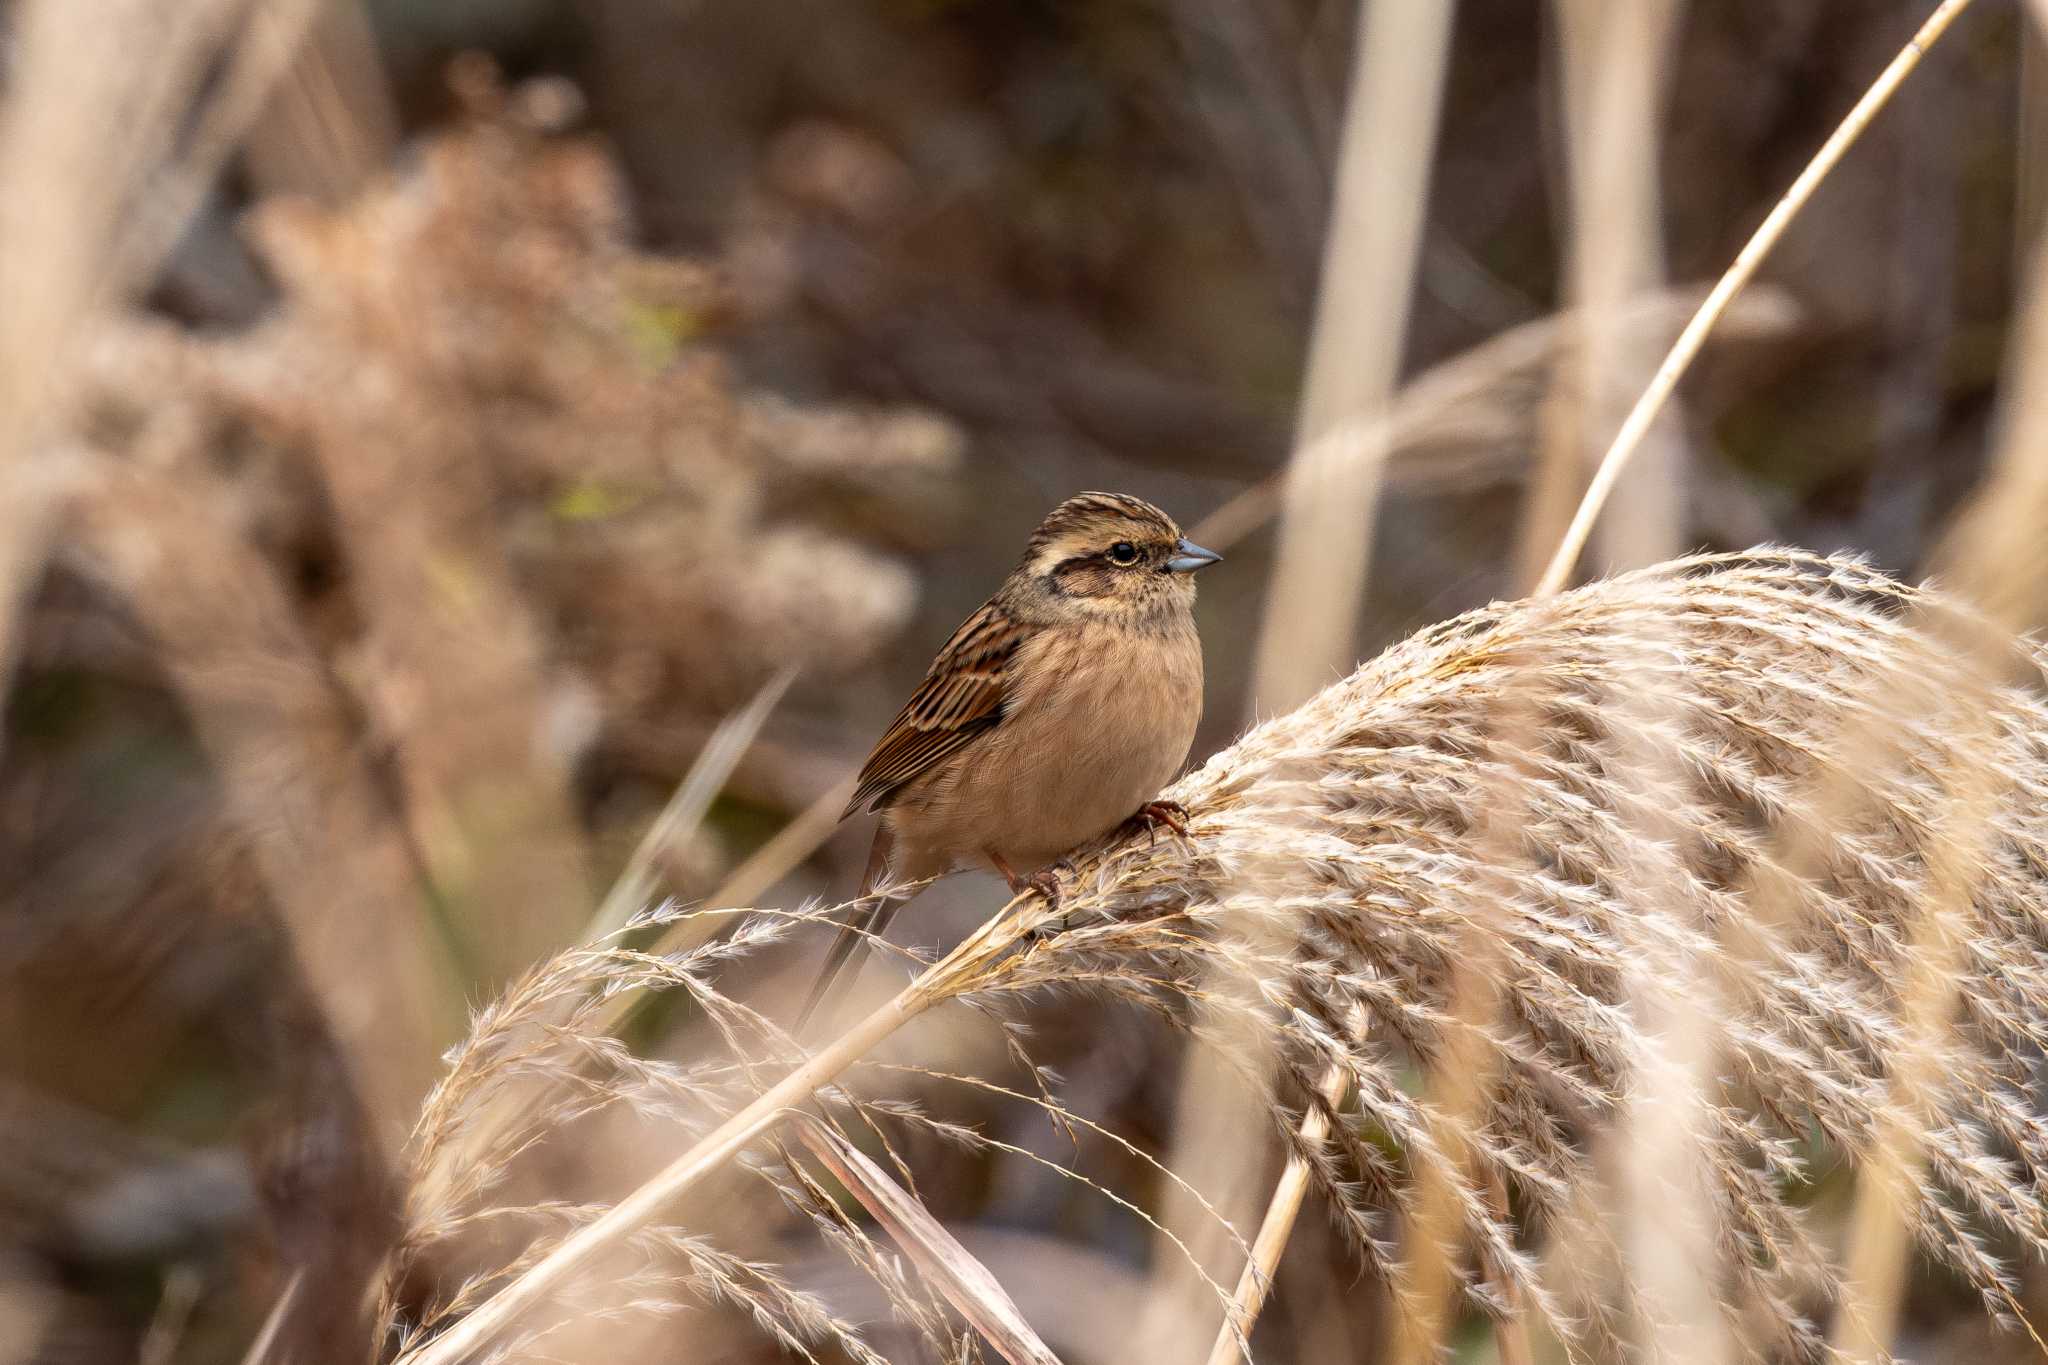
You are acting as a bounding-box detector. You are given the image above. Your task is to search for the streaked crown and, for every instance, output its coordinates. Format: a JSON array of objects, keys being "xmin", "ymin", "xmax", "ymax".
[{"xmin": 1025, "ymin": 491, "xmax": 1180, "ymax": 561}]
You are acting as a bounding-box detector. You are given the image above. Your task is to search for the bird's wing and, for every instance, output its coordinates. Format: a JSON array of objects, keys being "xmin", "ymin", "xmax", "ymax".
[{"xmin": 843, "ymin": 599, "xmax": 1024, "ymax": 817}]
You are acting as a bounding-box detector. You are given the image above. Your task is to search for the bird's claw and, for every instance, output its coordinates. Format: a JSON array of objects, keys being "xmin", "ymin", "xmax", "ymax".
[
  {"xmin": 1128, "ymin": 800, "xmax": 1192, "ymax": 849},
  {"xmin": 989, "ymin": 846, "xmax": 1072, "ymax": 910},
  {"xmin": 999, "ymin": 858, "xmax": 1073, "ymax": 941},
  {"xmin": 1018, "ymin": 859, "xmax": 1072, "ymax": 908}
]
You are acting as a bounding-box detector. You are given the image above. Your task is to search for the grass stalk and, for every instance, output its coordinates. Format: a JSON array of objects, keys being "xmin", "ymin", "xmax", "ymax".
[
  {"xmin": 584, "ymin": 666, "xmax": 797, "ymax": 941},
  {"xmin": 1826, "ymin": 9, "xmax": 2048, "ymax": 1352}
]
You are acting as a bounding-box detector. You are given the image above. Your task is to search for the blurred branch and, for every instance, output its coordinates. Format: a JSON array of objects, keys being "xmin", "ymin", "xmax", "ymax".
[
  {"xmin": 1942, "ymin": 0, "xmax": 2048, "ymax": 637},
  {"xmin": 242, "ymin": 0, "xmax": 399, "ymax": 203},
  {"xmin": 1828, "ymin": 6, "xmax": 2048, "ymax": 1355},
  {"xmin": 249, "ymin": 220, "xmax": 598, "ymax": 986},
  {"xmin": 0, "ymin": 0, "xmax": 312, "ymax": 755},
  {"xmin": 238, "ymin": 1271, "xmax": 304, "ymax": 1365}
]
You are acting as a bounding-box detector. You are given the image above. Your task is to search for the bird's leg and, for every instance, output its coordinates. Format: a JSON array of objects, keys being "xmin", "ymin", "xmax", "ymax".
[
  {"xmin": 985, "ymin": 848, "xmax": 1068, "ymax": 909},
  {"xmin": 1124, "ymin": 799, "xmax": 1191, "ymax": 849}
]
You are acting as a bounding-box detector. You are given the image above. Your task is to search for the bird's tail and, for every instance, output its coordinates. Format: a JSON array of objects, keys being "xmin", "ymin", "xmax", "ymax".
[{"xmin": 793, "ymin": 824, "xmax": 911, "ymax": 1035}]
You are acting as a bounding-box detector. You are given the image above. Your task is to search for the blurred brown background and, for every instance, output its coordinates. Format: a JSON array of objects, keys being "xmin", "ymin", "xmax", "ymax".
[{"xmin": 0, "ymin": 1, "xmax": 2036, "ymax": 1361}]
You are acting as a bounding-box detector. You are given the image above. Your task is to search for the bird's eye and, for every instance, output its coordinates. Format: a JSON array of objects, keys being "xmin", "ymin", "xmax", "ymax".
[{"xmin": 1108, "ymin": 541, "xmax": 1139, "ymax": 566}]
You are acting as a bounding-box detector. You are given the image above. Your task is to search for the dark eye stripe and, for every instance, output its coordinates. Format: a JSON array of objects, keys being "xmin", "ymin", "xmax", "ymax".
[{"xmin": 1053, "ymin": 549, "xmax": 1139, "ymax": 575}]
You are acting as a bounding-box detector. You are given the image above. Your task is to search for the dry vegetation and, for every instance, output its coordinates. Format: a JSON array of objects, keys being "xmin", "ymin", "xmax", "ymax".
[
  {"xmin": 8, "ymin": 2, "xmax": 2048, "ymax": 1364},
  {"xmin": 376, "ymin": 550, "xmax": 2048, "ymax": 1364}
]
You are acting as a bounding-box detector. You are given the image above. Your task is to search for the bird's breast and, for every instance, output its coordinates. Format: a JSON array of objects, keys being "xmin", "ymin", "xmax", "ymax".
[{"xmin": 902, "ymin": 617, "xmax": 1202, "ymax": 874}]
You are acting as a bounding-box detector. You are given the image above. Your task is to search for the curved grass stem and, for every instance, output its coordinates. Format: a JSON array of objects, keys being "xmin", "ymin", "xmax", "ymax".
[{"xmin": 1534, "ymin": 0, "xmax": 1979, "ymax": 597}]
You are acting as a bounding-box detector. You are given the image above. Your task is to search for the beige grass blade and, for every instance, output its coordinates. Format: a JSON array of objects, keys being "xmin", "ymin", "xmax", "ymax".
[
  {"xmin": 790, "ymin": 1115, "xmax": 1061, "ymax": 1365},
  {"xmin": 586, "ymin": 665, "xmax": 799, "ymax": 940},
  {"xmin": 236, "ymin": 1271, "xmax": 304, "ymax": 1365},
  {"xmin": 1533, "ymin": 0, "xmax": 1980, "ymax": 595},
  {"xmin": 1826, "ymin": 8, "xmax": 2048, "ymax": 1354},
  {"xmin": 705, "ymin": 776, "xmax": 861, "ymax": 914},
  {"xmin": 0, "ymin": 0, "xmax": 313, "ymax": 750}
]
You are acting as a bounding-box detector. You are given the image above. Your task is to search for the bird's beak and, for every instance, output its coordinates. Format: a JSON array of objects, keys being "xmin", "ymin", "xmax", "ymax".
[{"xmin": 1166, "ymin": 538, "xmax": 1223, "ymax": 574}]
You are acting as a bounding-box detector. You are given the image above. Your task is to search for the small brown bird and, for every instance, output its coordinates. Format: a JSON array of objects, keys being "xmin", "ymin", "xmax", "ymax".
[{"xmin": 798, "ymin": 491, "xmax": 1221, "ymax": 1027}]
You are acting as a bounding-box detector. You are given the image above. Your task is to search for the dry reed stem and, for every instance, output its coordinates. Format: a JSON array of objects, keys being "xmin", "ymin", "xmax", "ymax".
[
  {"xmin": 702, "ymin": 777, "xmax": 863, "ymax": 914},
  {"xmin": 1596, "ymin": 572, "xmax": 1736, "ymax": 1364},
  {"xmin": 280, "ymin": 285, "xmax": 597, "ymax": 984},
  {"xmin": 1174, "ymin": 1, "xmax": 1456, "ymax": 1356},
  {"xmin": 1385, "ymin": 620, "xmax": 1549, "ymax": 1365},
  {"xmin": 1824, "ymin": 8, "xmax": 2048, "ymax": 1350},
  {"xmin": 1534, "ymin": 6, "xmax": 1732, "ymax": 1362},
  {"xmin": 110, "ymin": 0, "xmax": 326, "ymax": 296},
  {"xmin": 1828, "ymin": 680, "xmax": 2012, "ymax": 1359},
  {"xmin": 585, "ymin": 667, "xmax": 797, "ymax": 940},
  {"xmin": 237, "ymin": 1271, "xmax": 303, "ymax": 1365},
  {"xmin": 66, "ymin": 462, "xmax": 458, "ymax": 1139},
  {"xmin": 427, "ymin": 670, "xmax": 802, "ymax": 1185},
  {"xmin": 790, "ymin": 1115, "xmax": 1060, "ymax": 1365},
  {"xmin": 574, "ymin": 774, "xmax": 861, "ymax": 1050},
  {"xmin": 585, "ymin": 780, "xmax": 862, "ymax": 1045},
  {"xmin": 1517, "ymin": 0, "xmax": 1684, "ymax": 590},
  {"xmin": 242, "ymin": 0, "xmax": 398, "ymax": 203},
  {"xmin": 1247, "ymin": 0, "xmax": 1458, "ymax": 714},
  {"xmin": 1533, "ymin": 0, "xmax": 1980, "ymax": 596},
  {"xmin": 136, "ymin": 1266, "xmax": 203, "ymax": 1365}
]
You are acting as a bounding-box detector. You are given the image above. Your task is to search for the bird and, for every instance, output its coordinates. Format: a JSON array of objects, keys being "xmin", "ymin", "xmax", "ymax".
[{"xmin": 796, "ymin": 491, "xmax": 1222, "ymax": 1030}]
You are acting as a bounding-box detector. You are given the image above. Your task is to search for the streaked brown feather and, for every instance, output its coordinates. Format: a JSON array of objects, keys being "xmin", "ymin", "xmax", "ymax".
[{"xmin": 842, "ymin": 600, "xmax": 1026, "ymax": 817}]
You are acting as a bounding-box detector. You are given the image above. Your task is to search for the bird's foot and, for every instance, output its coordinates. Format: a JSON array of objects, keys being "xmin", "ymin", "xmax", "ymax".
[
  {"xmin": 1014, "ymin": 859, "xmax": 1072, "ymax": 910},
  {"xmin": 1020, "ymin": 862, "xmax": 1080, "ymax": 941},
  {"xmin": 988, "ymin": 849, "xmax": 1071, "ymax": 911},
  {"xmin": 1126, "ymin": 800, "xmax": 1192, "ymax": 849}
]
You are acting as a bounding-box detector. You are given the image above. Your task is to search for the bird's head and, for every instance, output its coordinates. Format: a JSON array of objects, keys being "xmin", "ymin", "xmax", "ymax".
[{"xmin": 1017, "ymin": 491, "xmax": 1222, "ymax": 621}]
